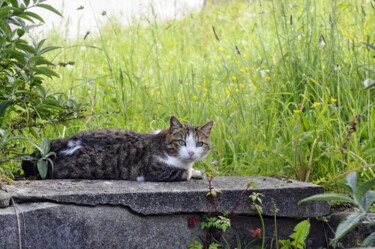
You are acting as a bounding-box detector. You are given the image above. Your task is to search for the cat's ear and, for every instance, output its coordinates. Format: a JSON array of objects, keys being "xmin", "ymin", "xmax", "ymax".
[
  {"xmin": 169, "ymin": 116, "xmax": 183, "ymax": 131},
  {"xmin": 199, "ymin": 121, "xmax": 214, "ymax": 135}
]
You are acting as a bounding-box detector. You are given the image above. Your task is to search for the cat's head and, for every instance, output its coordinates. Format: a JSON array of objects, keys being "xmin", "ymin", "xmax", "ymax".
[{"xmin": 165, "ymin": 116, "xmax": 213, "ymax": 163}]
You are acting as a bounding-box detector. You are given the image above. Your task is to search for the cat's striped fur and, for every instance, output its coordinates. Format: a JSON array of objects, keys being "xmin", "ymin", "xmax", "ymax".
[{"xmin": 22, "ymin": 116, "xmax": 213, "ymax": 182}]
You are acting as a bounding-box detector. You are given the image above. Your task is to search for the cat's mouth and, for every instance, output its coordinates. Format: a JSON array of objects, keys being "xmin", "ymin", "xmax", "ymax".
[{"xmin": 182, "ymin": 156, "xmax": 198, "ymax": 163}]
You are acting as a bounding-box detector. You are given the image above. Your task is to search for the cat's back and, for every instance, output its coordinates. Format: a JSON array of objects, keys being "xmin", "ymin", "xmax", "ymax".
[
  {"xmin": 51, "ymin": 128, "xmax": 154, "ymax": 151},
  {"xmin": 50, "ymin": 128, "xmax": 164, "ymax": 180}
]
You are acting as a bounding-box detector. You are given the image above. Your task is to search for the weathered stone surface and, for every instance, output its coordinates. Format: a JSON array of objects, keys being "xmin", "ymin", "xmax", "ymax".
[
  {"xmin": 0, "ymin": 189, "xmax": 11, "ymax": 208},
  {"xmin": 0, "ymin": 202, "xmax": 203, "ymax": 249},
  {"xmin": 0, "ymin": 202, "xmax": 327, "ymax": 249},
  {"xmin": 3, "ymin": 176, "xmax": 329, "ymax": 218}
]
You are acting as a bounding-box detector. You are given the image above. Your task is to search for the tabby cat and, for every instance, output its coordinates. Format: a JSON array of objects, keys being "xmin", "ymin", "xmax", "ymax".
[{"xmin": 22, "ymin": 116, "xmax": 214, "ymax": 182}]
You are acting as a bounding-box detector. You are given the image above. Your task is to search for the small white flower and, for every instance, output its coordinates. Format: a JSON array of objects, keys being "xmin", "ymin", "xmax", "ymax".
[
  {"xmin": 363, "ymin": 78, "xmax": 375, "ymax": 88},
  {"xmin": 245, "ymin": 12, "xmax": 257, "ymax": 18},
  {"xmin": 66, "ymin": 64, "xmax": 74, "ymax": 70},
  {"xmin": 260, "ymin": 70, "xmax": 269, "ymax": 78},
  {"xmin": 334, "ymin": 64, "xmax": 341, "ymax": 71}
]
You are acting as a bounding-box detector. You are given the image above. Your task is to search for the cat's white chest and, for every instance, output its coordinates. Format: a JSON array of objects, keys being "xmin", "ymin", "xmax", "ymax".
[{"xmin": 156, "ymin": 154, "xmax": 193, "ymax": 170}]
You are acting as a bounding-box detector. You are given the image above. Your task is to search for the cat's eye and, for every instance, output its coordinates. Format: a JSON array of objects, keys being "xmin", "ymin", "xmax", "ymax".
[
  {"xmin": 178, "ymin": 140, "xmax": 186, "ymax": 146},
  {"xmin": 196, "ymin": 142, "xmax": 204, "ymax": 147}
]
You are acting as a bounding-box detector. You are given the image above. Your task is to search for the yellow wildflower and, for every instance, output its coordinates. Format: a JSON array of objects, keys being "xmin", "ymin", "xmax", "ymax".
[
  {"xmin": 215, "ymin": 56, "xmax": 221, "ymax": 61},
  {"xmin": 293, "ymin": 110, "xmax": 301, "ymax": 114},
  {"xmin": 193, "ymin": 96, "xmax": 198, "ymax": 101},
  {"xmin": 266, "ymin": 76, "xmax": 272, "ymax": 80},
  {"xmin": 243, "ymin": 54, "xmax": 249, "ymax": 58},
  {"xmin": 196, "ymin": 84, "xmax": 202, "ymax": 88},
  {"xmin": 226, "ymin": 90, "xmax": 231, "ymax": 95},
  {"xmin": 330, "ymin": 98, "xmax": 337, "ymax": 103},
  {"xmin": 151, "ymin": 91, "xmax": 160, "ymax": 96},
  {"xmin": 232, "ymin": 76, "xmax": 237, "ymax": 80},
  {"xmin": 245, "ymin": 67, "xmax": 249, "ymax": 71},
  {"xmin": 218, "ymin": 47, "xmax": 224, "ymax": 51},
  {"xmin": 204, "ymin": 88, "xmax": 208, "ymax": 92},
  {"xmin": 253, "ymin": 74, "xmax": 257, "ymax": 78},
  {"xmin": 239, "ymin": 84, "xmax": 245, "ymax": 88},
  {"xmin": 312, "ymin": 102, "xmax": 321, "ymax": 108},
  {"xmin": 240, "ymin": 68, "xmax": 245, "ymax": 73}
]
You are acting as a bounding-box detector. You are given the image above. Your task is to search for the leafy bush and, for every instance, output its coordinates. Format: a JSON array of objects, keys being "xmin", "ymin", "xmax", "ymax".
[
  {"xmin": 0, "ymin": 0, "xmax": 84, "ymax": 180},
  {"xmin": 300, "ymin": 172, "xmax": 375, "ymax": 247}
]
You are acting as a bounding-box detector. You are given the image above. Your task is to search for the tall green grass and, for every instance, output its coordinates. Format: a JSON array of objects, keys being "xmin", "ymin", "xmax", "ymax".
[{"xmin": 37, "ymin": 0, "xmax": 374, "ymax": 185}]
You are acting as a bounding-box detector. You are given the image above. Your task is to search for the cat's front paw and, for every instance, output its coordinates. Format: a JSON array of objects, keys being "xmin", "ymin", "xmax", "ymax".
[{"xmin": 191, "ymin": 169, "xmax": 203, "ymax": 180}]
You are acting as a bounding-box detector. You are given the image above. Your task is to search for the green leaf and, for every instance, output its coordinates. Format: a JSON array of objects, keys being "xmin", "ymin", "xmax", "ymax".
[
  {"xmin": 36, "ymin": 3, "xmax": 62, "ymax": 17},
  {"xmin": 17, "ymin": 14, "xmax": 34, "ymax": 23},
  {"xmin": 208, "ymin": 243, "xmax": 220, "ymax": 249},
  {"xmin": 355, "ymin": 178, "xmax": 375, "ymax": 206},
  {"xmin": 15, "ymin": 41, "xmax": 36, "ymax": 53},
  {"xmin": 279, "ymin": 239, "xmax": 292, "ymax": 249},
  {"xmin": 29, "ymin": 66, "xmax": 59, "ymax": 78},
  {"xmin": 0, "ymin": 18, "xmax": 11, "ymax": 34},
  {"xmin": 39, "ymin": 45, "xmax": 61, "ymax": 55},
  {"xmin": 16, "ymin": 28, "xmax": 25, "ymax": 37},
  {"xmin": 334, "ymin": 213, "xmax": 366, "ymax": 241},
  {"xmin": 29, "ymin": 56, "xmax": 54, "ymax": 66},
  {"xmin": 14, "ymin": 137, "xmax": 43, "ymax": 153},
  {"xmin": 0, "ymin": 100, "xmax": 11, "ymax": 118},
  {"xmin": 23, "ymin": 11, "xmax": 44, "ymax": 23},
  {"xmin": 3, "ymin": 48, "xmax": 26, "ymax": 63},
  {"xmin": 290, "ymin": 219, "xmax": 310, "ymax": 249},
  {"xmin": 346, "ymin": 172, "xmax": 357, "ymax": 194},
  {"xmin": 298, "ymin": 193, "xmax": 355, "ymax": 204},
  {"xmin": 362, "ymin": 231, "xmax": 375, "ymax": 247},
  {"xmin": 360, "ymin": 191, "xmax": 375, "ymax": 212},
  {"xmin": 9, "ymin": 0, "xmax": 19, "ymax": 8},
  {"xmin": 37, "ymin": 159, "xmax": 48, "ymax": 179},
  {"xmin": 41, "ymin": 137, "xmax": 50, "ymax": 155},
  {"xmin": 34, "ymin": 84, "xmax": 47, "ymax": 97}
]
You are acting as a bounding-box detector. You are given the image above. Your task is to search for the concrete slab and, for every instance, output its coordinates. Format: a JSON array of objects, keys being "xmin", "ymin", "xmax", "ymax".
[
  {"xmin": 3, "ymin": 176, "xmax": 329, "ymax": 218},
  {"xmin": 0, "ymin": 190, "xmax": 11, "ymax": 208},
  {"xmin": 0, "ymin": 202, "xmax": 327, "ymax": 249}
]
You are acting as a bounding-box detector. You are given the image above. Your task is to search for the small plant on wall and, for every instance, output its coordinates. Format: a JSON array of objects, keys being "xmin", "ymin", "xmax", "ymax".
[
  {"xmin": 187, "ymin": 162, "xmax": 312, "ymax": 249},
  {"xmin": 300, "ymin": 172, "xmax": 375, "ymax": 247}
]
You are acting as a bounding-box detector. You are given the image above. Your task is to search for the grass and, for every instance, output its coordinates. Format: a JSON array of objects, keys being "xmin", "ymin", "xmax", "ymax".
[{"xmin": 25, "ymin": 0, "xmax": 375, "ymax": 186}]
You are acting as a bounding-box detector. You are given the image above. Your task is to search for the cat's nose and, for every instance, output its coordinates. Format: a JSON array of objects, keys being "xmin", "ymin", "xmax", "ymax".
[{"xmin": 188, "ymin": 151, "xmax": 195, "ymax": 157}]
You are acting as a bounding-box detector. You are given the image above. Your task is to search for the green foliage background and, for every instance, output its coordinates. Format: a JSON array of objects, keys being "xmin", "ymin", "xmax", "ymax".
[{"xmin": 1, "ymin": 0, "xmax": 375, "ymax": 186}]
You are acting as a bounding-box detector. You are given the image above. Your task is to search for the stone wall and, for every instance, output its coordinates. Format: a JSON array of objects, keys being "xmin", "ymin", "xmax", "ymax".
[{"xmin": 0, "ymin": 177, "xmax": 330, "ymax": 248}]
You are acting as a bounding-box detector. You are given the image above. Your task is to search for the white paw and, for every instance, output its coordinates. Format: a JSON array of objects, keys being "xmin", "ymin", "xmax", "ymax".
[{"xmin": 191, "ymin": 169, "xmax": 203, "ymax": 179}]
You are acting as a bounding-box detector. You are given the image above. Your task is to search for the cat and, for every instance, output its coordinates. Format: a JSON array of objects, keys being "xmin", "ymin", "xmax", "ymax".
[{"xmin": 22, "ymin": 116, "xmax": 214, "ymax": 182}]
